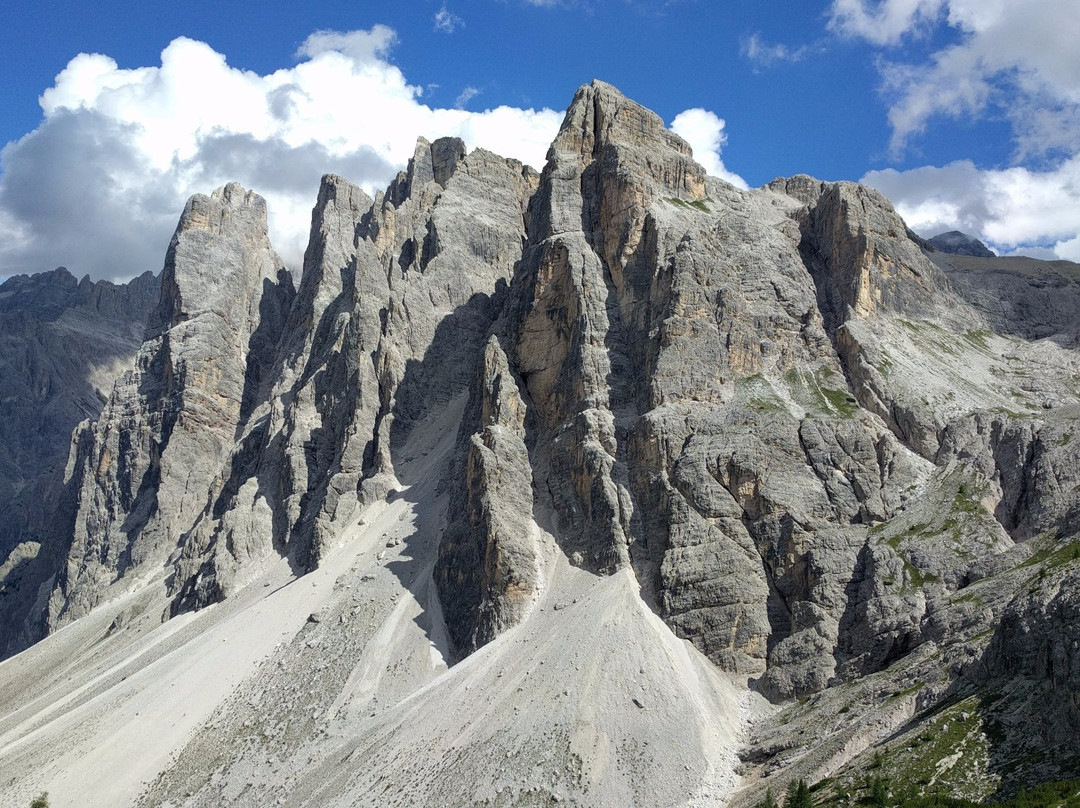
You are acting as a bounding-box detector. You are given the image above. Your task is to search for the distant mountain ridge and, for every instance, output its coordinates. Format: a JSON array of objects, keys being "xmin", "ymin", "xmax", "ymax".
[
  {"xmin": 0, "ymin": 82, "xmax": 1078, "ymax": 808},
  {"xmin": 0, "ymin": 266, "xmax": 158, "ymax": 654}
]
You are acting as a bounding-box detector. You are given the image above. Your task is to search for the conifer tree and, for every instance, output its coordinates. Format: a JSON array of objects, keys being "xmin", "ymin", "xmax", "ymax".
[{"xmin": 785, "ymin": 778, "xmax": 812, "ymax": 808}]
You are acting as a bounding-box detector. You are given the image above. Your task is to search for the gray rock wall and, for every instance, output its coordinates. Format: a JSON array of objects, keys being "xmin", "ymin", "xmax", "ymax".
[
  {"xmin": 50, "ymin": 184, "xmax": 293, "ymax": 627},
  {"xmin": 1, "ymin": 83, "xmax": 1079, "ymax": 800}
]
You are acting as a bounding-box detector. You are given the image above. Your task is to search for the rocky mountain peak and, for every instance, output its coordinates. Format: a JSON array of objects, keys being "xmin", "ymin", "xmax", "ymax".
[
  {"xmin": 0, "ymin": 266, "xmax": 80, "ymax": 318},
  {"xmin": 929, "ymin": 229, "xmax": 996, "ymax": 258},
  {"xmin": 156, "ymin": 182, "xmax": 278, "ymax": 326},
  {"xmin": 554, "ymin": 79, "xmax": 706, "ymax": 200},
  {"xmin": 293, "ymin": 173, "xmax": 372, "ymax": 328},
  {"xmin": 769, "ymin": 175, "xmax": 953, "ymax": 326},
  {"xmin": 407, "ymin": 135, "xmax": 467, "ymax": 196},
  {"xmin": 381, "ymin": 136, "xmax": 470, "ymax": 210},
  {"xmin": 44, "ymin": 181, "xmax": 294, "ymax": 627}
]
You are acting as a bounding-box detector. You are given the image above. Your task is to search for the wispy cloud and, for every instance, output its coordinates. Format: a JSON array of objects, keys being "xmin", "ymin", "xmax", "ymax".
[
  {"xmin": 434, "ymin": 5, "xmax": 464, "ymax": 33},
  {"xmin": 741, "ymin": 33, "xmax": 812, "ymax": 68},
  {"xmin": 455, "ymin": 85, "xmax": 482, "ymax": 109}
]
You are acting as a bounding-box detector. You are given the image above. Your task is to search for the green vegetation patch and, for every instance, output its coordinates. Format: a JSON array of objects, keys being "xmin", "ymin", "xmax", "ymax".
[
  {"xmin": 665, "ymin": 196, "xmax": 712, "ymax": 212},
  {"xmin": 805, "ymin": 778, "xmax": 1080, "ymax": 808},
  {"xmin": 1017, "ymin": 538, "xmax": 1080, "ymax": 572},
  {"xmin": 821, "ymin": 387, "xmax": 860, "ymax": 418},
  {"xmin": 898, "ymin": 318, "xmax": 962, "ymax": 357},
  {"xmin": 950, "ymin": 590, "xmax": 985, "ymax": 606},
  {"xmin": 962, "ymin": 329, "xmax": 993, "ymax": 352},
  {"xmin": 879, "ymin": 473, "xmax": 998, "ymax": 589},
  {"xmin": 736, "ymin": 373, "xmax": 787, "ymax": 414},
  {"xmin": 882, "ymin": 527, "xmax": 939, "ymax": 591},
  {"xmin": 902, "ymin": 557, "xmax": 938, "ymax": 590},
  {"xmin": 783, "ymin": 365, "xmax": 860, "ymax": 419},
  {"xmin": 814, "ymin": 696, "xmax": 997, "ymax": 805}
]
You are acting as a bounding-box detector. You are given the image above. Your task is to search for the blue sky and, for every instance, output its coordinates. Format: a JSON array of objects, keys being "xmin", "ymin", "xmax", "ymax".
[{"xmin": 1, "ymin": 0, "xmax": 1078, "ymax": 280}]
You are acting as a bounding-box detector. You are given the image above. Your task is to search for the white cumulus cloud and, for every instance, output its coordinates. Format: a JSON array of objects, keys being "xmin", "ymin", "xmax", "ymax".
[
  {"xmin": 832, "ymin": 0, "xmax": 1080, "ymax": 261},
  {"xmin": 862, "ymin": 155, "xmax": 1080, "ymax": 258},
  {"xmin": 828, "ymin": 0, "xmax": 946, "ymax": 46},
  {"xmin": 669, "ymin": 109, "xmax": 748, "ymax": 190},
  {"xmin": 0, "ymin": 28, "xmax": 562, "ymax": 281}
]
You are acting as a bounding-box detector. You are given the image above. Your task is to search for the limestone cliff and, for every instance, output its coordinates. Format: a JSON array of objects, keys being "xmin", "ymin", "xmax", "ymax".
[{"xmin": 50, "ymin": 183, "xmax": 294, "ymax": 628}]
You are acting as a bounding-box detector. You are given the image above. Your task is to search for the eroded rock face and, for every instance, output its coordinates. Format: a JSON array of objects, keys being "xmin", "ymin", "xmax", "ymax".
[
  {"xmin": 437, "ymin": 83, "xmax": 942, "ymax": 684},
  {"xmin": 436, "ymin": 335, "xmax": 538, "ymax": 653},
  {"xmin": 983, "ymin": 568, "xmax": 1080, "ymax": 740},
  {"xmin": 168, "ymin": 137, "xmax": 538, "ymax": 613}
]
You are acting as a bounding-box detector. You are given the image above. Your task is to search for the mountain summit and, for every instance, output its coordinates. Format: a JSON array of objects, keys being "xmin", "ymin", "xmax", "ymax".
[
  {"xmin": 1, "ymin": 81, "xmax": 1078, "ymax": 808},
  {"xmin": 929, "ymin": 230, "xmax": 996, "ymax": 258}
]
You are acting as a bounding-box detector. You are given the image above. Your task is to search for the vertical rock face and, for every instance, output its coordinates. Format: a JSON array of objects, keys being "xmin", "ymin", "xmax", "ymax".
[
  {"xmin": 0, "ymin": 268, "xmax": 159, "ymax": 528},
  {"xmin": 437, "ymin": 82, "xmax": 1080, "ymax": 716},
  {"xmin": 982, "ymin": 568, "xmax": 1080, "ymax": 747},
  {"xmin": 50, "ymin": 183, "xmax": 293, "ymax": 628},
  {"xmin": 167, "ymin": 137, "xmax": 538, "ymax": 613},
  {"xmin": 437, "ymin": 82, "xmax": 935, "ymax": 685},
  {"xmin": 436, "ymin": 335, "xmax": 537, "ymax": 652},
  {"xmin": 513, "ymin": 79, "xmax": 708, "ymax": 573}
]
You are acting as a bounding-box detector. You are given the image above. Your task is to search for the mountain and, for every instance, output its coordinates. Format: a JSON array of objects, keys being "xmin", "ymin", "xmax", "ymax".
[
  {"xmin": 928, "ymin": 230, "xmax": 996, "ymax": 258},
  {"xmin": 0, "ymin": 81, "xmax": 1078, "ymax": 808}
]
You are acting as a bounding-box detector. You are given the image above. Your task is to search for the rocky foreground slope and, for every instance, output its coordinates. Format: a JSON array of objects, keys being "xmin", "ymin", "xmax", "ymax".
[{"xmin": 1, "ymin": 81, "xmax": 1079, "ymax": 807}]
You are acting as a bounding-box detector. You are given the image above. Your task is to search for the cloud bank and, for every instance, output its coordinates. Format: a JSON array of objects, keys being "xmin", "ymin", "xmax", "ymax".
[
  {"xmin": 863, "ymin": 156, "xmax": 1080, "ymax": 261},
  {"xmin": 0, "ymin": 29, "xmax": 563, "ymax": 280}
]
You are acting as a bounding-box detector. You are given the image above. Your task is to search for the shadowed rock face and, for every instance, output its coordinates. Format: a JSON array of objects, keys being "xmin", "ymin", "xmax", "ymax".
[
  {"xmin": 2, "ymin": 80, "xmax": 1080, "ymax": 805},
  {"xmin": 46, "ymin": 183, "xmax": 295, "ymax": 630},
  {"xmin": 0, "ymin": 266, "xmax": 159, "ymax": 656}
]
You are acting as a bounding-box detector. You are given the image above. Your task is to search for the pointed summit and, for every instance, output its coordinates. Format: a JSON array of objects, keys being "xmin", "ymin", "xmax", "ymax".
[
  {"xmin": 552, "ymin": 79, "xmax": 707, "ymax": 200},
  {"xmin": 153, "ymin": 182, "xmax": 281, "ymax": 333},
  {"xmin": 406, "ymin": 136, "xmax": 467, "ymax": 197}
]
